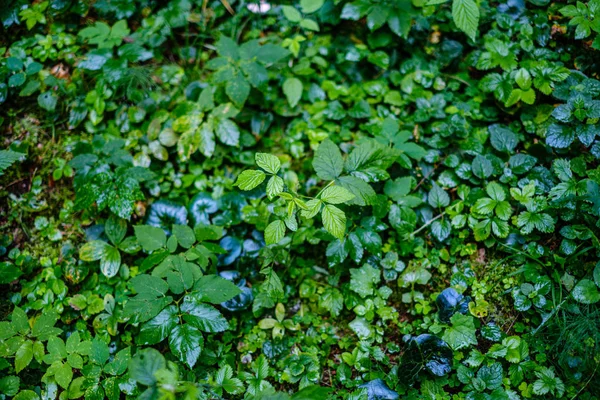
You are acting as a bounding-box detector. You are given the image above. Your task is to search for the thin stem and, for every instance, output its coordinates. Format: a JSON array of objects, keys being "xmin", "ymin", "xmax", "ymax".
[{"xmin": 410, "ymin": 212, "xmax": 446, "ymax": 236}]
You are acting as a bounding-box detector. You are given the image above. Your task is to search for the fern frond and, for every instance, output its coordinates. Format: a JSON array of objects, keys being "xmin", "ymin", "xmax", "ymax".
[{"xmin": 0, "ymin": 150, "xmax": 25, "ymax": 176}]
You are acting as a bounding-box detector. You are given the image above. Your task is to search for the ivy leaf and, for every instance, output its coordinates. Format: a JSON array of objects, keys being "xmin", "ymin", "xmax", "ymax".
[
  {"xmin": 442, "ymin": 313, "xmax": 478, "ymax": 350},
  {"xmin": 489, "ymin": 124, "xmax": 518, "ymax": 152},
  {"xmin": 322, "ymin": 204, "xmax": 346, "ymax": 240},
  {"xmin": 452, "ymin": 0, "xmax": 479, "ymax": 41},
  {"xmin": 169, "ymin": 324, "xmax": 203, "ymax": 369},
  {"xmin": 313, "ymin": 139, "xmax": 343, "ymax": 180},
  {"xmin": 264, "ymin": 220, "xmax": 286, "ymax": 245},
  {"xmin": 235, "ymin": 170, "xmax": 266, "ymax": 190},
  {"xmin": 283, "ymin": 77, "xmax": 303, "ymax": 107}
]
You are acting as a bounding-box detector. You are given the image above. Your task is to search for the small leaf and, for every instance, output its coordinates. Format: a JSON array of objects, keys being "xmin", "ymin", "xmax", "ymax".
[
  {"xmin": 235, "ymin": 170, "xmax": 266, "ymax": 190},
  {"xmin": 255, "ymin": 153, "xmax": 281, "ymax": 174},
  {"xmin": 320, "ymin": 185, "xmax": 355, "ymax": 204},
  {"xmin": 322, "ymin": 204, "xmax": 346, "ymax": 240},
  {"xmin": 169, "ymin": 324, "xmax": 204, "ymax": 369},
  {"xmin": 265, "ymin": 220, "xmax": 286, "ymax": 245},
  {"xmin": 452, "ymin": 0, "xmax": 479, "ymax": 41},
  {"xmin": 283, "ymin": 77, "xmax": 303, "ymax": 108}
]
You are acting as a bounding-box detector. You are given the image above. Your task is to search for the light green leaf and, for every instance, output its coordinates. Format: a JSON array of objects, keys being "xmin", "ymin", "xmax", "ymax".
[
  {"xmin": 79, "ymin": 240, "xmax": 108, "ymax": 262},
  {"xmin": 320, "ymin": 185, "xmax": 355, "ymax": 204},
  {"xmin": 442, "ymin": 313, "xmax": 478, "ymax": 350},
  {"xmin": 255, "ymin": 153, "xmax": 281, "ymax": 174},
  {"xmin": 452, "ymin": 0, "xmax": 479, "ymax": 41},
  {"xmin": 300, "ymin": 0, "xmax": 324, "ymax": 13},
  {"xmin": 265, "ymin": 220, "xmax": 286, "ymax": 245},
  {"xmin": 235, "ymin": 169, "xmax": 266, "ymax": 190},
  {"xmin": 572, "ymin": 279, "xmax": 600, "ymax": 304},
  {"xmin": 322, "ymin": 204, "xmax": 346, "ymax": 240},
  {"xmin": 283, "ymin": 77, "xmax": 303, "ymax": 108},
  {"xmin": 15, "ymin": 340, "xmax": 33, "ymax": 373},
  {"xmin": 266, "ymin": 176, "xmax": 284, "ymax": 199}
]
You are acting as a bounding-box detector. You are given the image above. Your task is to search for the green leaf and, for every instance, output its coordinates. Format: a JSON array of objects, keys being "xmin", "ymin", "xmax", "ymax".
[
  {"xmin": 138, "ymin": 305, "xmax": 179, "ymax": 345},
  {"xmin": 216, "ymin": 118, "xmax": 240, "ymax": 146},
  {"xmin": 350, "ymin": 264, "xmax": 381, "ymax": 298},
  {"xmin": 172, "ymin": 224, "xmax": 196, "ymax": 249},
  {"xmin": 572, "ymin": 279, "xmax": 600, "ymax": 304},
  {"xmin": 265, "ymin": 220, "xmax": 286, "ymax": 245},
  {"xmin": 322, "ymin": 204, "xmax": 346, "ymax": 240},
  {"xmin": 134, "ymin": 225, "xmax": 167, "ymax": 252},
  {"xmin": 54, "ymin": 361, "xmax": 73, "ymax": 389},
  {"xmin": 226, "ymin": 75, "xmax": 250, "ymax": 108},
  {"xmin": 283, "ymin": 77, "xmax": 303, "ymax": 108},
  {"xmin": 15, "ymin": 340, "xmax": 33, "ymax": 373},
  {"xmin": 336, "ymin": 176, "xmax": 377, "ymax": 206},
  {"xmin": 452, "ymin": 0, "xmax": 479, "ymax": 41},
  {"xmin": 128, "ymin": 348, "xmax": 166, "ymax": 386},
  {"xmin": 169, "ymin": 324, "xmax": 204, "ymax": 369},
  {"xmin": 428, "ymin": 183, "xmax": 450, "ymax": 208},
  {"xmin": 100, "ymin": 245, "xmax": 121, "ymax": 278},
  {"xmin": 79, "ymin": 240, "xmax": 108, "ymax": 262},
  {"xmin": 489, "ymin": 125, "xmax": 518, "ymax": 152},
  {"xmin": 0, "ymin": 150, "xmax": 24, "ymax": 176},
  {"xmin": 442, "ymin": 313, "xmax": 478, "ymax": 350},
  {"xmin": 300, "ymin": 0, "xmax": 324, "ymax": 13},
  {"xmin": 235, "ymin": 170, "xmax": 266, "ymax": 190},
  {"xmin": 105, "ymin": 215, "xmax": 127, "ymax": 245},
  {"xmin": 38, "ymin": 92, "xmax": 57, "ymax": 111},
  {"xmin": 282, "ymin": 5, "xmax": 302, "ymax": 22},
  {"xmin": 0, "ymin": 375, "xmax": 19, "ymax": 397},
  {"xmin": 131, "ymin": 274, "xmax": 169, "ymax": 296},
  {"xmin": 181, "ymin": 297, "xmax": 229, "ymax": 332},
  {"xmin": 255, "ymin": 153, "xmax": 281, "ymax": 174},
  {"xmin": 266, "ymin": 176, "xmax": 284, "ymax": 199},
  {"xmin": 320, "ymin": 185, "xmax": 355, "ymax": 204},
  {"xmin": 193, "ymin": 275, "xmax": 242, "ymax": 303},
  {"xmin": 313, "ymin": 139, "xmax": 343, "ymax": 180}
]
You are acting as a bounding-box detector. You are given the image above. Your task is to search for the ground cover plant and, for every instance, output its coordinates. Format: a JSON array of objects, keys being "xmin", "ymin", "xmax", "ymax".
[{"xmin": 1, "ymin": 0, "xmax": 600, "ymax": 398}]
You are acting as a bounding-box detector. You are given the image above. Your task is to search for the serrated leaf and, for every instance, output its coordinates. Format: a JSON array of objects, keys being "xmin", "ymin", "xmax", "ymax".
[
  {"xmin": 322, "ymin": 204, "xmax": 346, "ymax": 240},
  {"xmin": 313, "ymin": 139, "xmax": 343, "ymax": 180},
  {"xmin": 320, "ymin": 185, "xmax": 355, "ymax": 204},
  {"xmin": 235, "ymin": 170, "xmax": 266, "ymax": 190},
  {"xmin": 265, "ymin": 220, "xmax": 286, "ymax": 245},
  {"xmin": 169, "ymin": 324, "xmax": 203, "ymax": 369},
  {"xmin": 452, "ymin": 0, "xmax": 479, "ymax": 41},
  {"xmin": 255, "ymin": 153, "xmax": 281, "ymax": 174}
]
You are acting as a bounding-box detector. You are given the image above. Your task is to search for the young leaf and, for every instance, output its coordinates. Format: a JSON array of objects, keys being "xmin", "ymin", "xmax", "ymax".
[
  {"xmin": 255, "ymin": 153, "xmax": 281, "ymax": 174},
  {"xmin": 235, "ymin": 170, "xmax": 266, "ymax": 190},
  {"xmin": 320, "ymin": 185, "xmax": 355, "ymax": 204},
  {"xmin": 452, "ymin": 0, "xmax": 479, "ymax": 41},
  {"xmin": 283, "ymin": 77, "xmax": 303, "ymax": 107},
  {"xmin": 265, "ymin": 220, "xmax": 286, "ymax": 245},
  {"xmin": 322, "ymin": 204, "xmax": 346, "ymax": 240}
]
